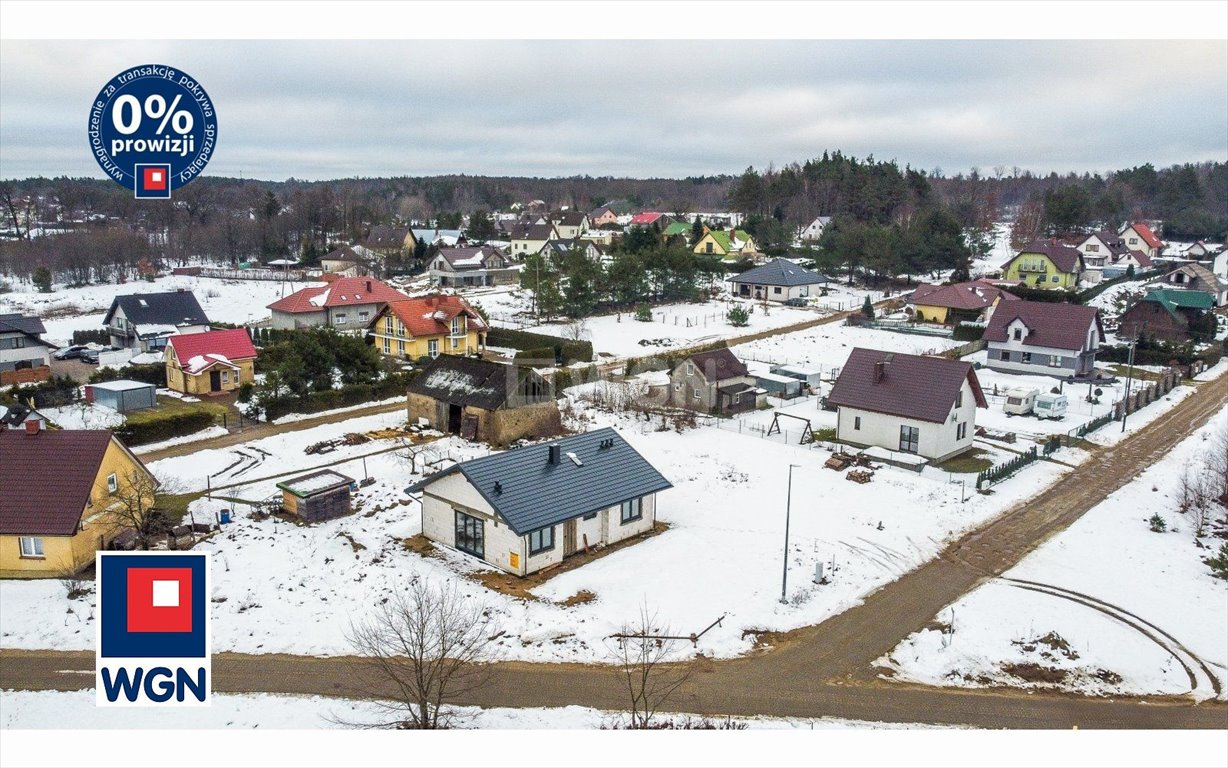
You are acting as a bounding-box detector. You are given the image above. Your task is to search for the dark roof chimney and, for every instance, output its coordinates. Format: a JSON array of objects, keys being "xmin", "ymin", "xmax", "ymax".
[
  {"xmin": 365, "ymin": 280, "xmax": 373, "ymax": 293},
  {"xmin": 873, "ymin": 361, "xmax": 887, "ymax": 383},
  {"xmin": 548, "ymin": 444, "xmax": 561, "ymax": 465}
]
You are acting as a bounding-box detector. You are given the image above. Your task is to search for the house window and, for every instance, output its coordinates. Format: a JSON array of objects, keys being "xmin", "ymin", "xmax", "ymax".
[
  {"xmin": 428, "ymin": 339, "xmax": 439, "ymax": 358},
  {"xmin": 854, "ymin": 416, "xmax": 861, "ymax": 430},
  {"xmin": 383, "ymin": 338, "xmax": 391, "ymax": 354},
  {"xmin": 773, "ymin": 286, "xmax": 782, "ymax": 294},
  {"xmin": 384, "ymin": 317, "xmax": 394, "ymax": 334},
  {"xmin": 528, "ymin": 526, "xmax": 555, "ymax": 555},
  {"xmin": 733, "ymin": 393, "xmax": 740, "ymax": 404},
  {"xmin": 1049, "ymin": 355, "xmax": 1063, "ymax": 367},
  {"xmin": 335, "ymin": 313, "xmax": 347, "ymax": 325},
  {"xmin": 221, "ymin": 370, "xmax": 230, "ymax": 385},
  {"xmin": 1021, "ymin": 352, "xmax": 1032, "ymax": 364},
  {"xmin": 955, "ymin": 390, "xmax": 963, "ymax": 408},
  {"xmin": 957, "ymin": 422, "xmax": 967, "ymax": 440},
  {"xmin": 899, "ymin": 425, "xmax": 920, "ymax": 454},
  {"xmin": 397, "ymin": 322, "xmax": 406, "ymax": 338},
  {"xmin": 1012, "ymin": 328, "xmax": 1022, "ymax": 341},
  {"xmin": 620, "ymin": 497, "xmax": 643, "ymax": 524},
  {"xmin": 358, "ymin": 311, "xmax": 370, "ymax": 322},
  {"xmin": 19, "ymin": 536, "xmax": 44, "ymax": 558},
  {"xmin": 999, "ymin": 350, "xmax": 1011, "ymax": 361},
  {"xmin": 454, "ymin": 510, "xmax": 484, "ymax": 558},
  {"xmin": 687, "ymin": 363, "xmax": 695, "ymax": 376},
  {"xmin": 107, "ymin": 473, "xmax": 118, "ymax": 493},
  {"xmin": 705, "ymin": 242, "xmax": 714, "ymax": 254},
  {"xmin": 398, "ymin": 339, "xmax": 406, "ymax": 356},
  {"xmin": 583, "ymin": 512, "xmax": 597, "ymax": 521},
  {"xmin": 451, "ymin": 337, "xmax": 459, "ymax": 350},
  {"xmin": 693, "ymin": 387, "xmax": 702, "ymax": 400},
  {"xmin": 1051, "ymin": 275, "xmax": 1060, "ymax": 283},
  {"xmin": 451, "ymin": 317, "xmax": 461, "ymax": 336},
  {"xmin": 1086, "ymin": 244, "xmax": 1099, "ymax": 252}
]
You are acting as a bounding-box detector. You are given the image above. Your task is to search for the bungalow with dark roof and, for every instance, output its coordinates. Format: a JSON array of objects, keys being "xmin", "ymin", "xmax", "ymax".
[
  {"xmin": 406, "ymin": 355, "xmax": 559, "ymax": 445},
  {"xmin": 668, "ymin": 348, "xmax": 757, "ymax": 415},
  {"xmin": 406, "ymin": 427, "xmax": 671, "ymax": 576},
  {"xmin": 1000, "ymin": 240, "xmax": 1085, "ymax": 290},
  {"xmin": 826, "ymin": 348, "xmax": 986, "ymax": 463},
  {"xmin": 0, "ymin": 424, "xmax": 156, "ymax": 577},
  {"xmin": 983, "ymin": 300, "xmax": 1103, "ymax": 378},
  {"xmin": 727, "ymin": 258, "xmax": 832, "ymax": 303}
]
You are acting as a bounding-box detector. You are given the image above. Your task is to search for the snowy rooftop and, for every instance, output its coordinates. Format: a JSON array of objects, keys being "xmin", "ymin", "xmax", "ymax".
[
  {"xmin": 89, "ymin": 379, "xmax": 155, "ymax": 392},
  {"xmin": 277, "ymin": 469, "xmax": 356, "ymax": 497}
]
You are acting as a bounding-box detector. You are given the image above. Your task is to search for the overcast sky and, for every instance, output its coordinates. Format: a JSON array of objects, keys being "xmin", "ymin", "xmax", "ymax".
[{"xmin": 1, "ymin": 39, "xmax": 1225, "ymax": 181}]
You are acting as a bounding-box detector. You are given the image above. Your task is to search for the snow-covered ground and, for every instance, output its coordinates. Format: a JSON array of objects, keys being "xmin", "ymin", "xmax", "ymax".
[
  {"xmin": 0, "ymin": 274, "xmax": 322, "ymax": 343},
  {"xmin": 730, "ymin": 321, "xmax": 962, "ymax": 373},
  {"xmin": 880, "ymin": 406, "xmax": 1228, "ymax": 700},
  {"xmin": 0, "ymin": 689, "xmax": 946, "ymax": 730}
]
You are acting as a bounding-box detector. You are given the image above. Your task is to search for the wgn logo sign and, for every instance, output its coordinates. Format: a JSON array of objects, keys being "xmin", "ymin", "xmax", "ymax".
[{"xmin": 96, "ymin": 552, "xmax": 210, "ymax": 706}]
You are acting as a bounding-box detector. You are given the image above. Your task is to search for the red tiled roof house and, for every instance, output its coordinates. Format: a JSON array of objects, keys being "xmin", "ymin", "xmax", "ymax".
[
  {"xmin": 267, "ymin": 277, "xmax": 409, "ymax": 331},
  {"xmin": 165, "ymin": 328, "xmax": 258, "ymax": 395},
  {"xmin": 827, "ymin": 348, "xmax": 986, "ymax": 463},
  {"xmin": 367, "ymin": 294, "xmax": 487, "ymax": 361}
]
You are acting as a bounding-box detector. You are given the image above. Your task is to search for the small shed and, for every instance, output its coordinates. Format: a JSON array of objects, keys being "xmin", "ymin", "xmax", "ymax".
[
  {"xmin": 770, "ymin": 364, "xmax": 822, "ymax": 390},
  {"xmin": 85, "ymin": 379, "xmax": 157, "ymax": 413},
  {"xmin": 276, "ymin": 470, "xmax": 356, "ymax": 522},
  {"xmin": 755, "ymin": 371, "xmax": 803, "ymax": 399}
]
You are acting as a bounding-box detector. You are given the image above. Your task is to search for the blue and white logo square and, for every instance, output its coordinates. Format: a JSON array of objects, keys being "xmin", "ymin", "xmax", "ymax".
[{"xmin": 96, "ymin": 551, "xmax": 211, "ymax": 706}]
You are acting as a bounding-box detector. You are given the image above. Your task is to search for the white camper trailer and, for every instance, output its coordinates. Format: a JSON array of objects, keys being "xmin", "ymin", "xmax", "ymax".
[
  {"xmin": 1034, "ymin": 391, "xmax": 1068, "ymax": 420},
  {"xmin": 1003, "ymin": 386, "xmax": 1038, "ymax": 416}
]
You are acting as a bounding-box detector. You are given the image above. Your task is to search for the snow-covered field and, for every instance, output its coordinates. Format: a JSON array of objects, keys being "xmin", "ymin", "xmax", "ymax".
[
  {"xmin": 880, "ymin": 406, "xmax": 1228, "ymax": 700},
  {"xmin": 0, "ymin": 689, "xmax": 945, "ymax": 730},
  {"xmin": 0, "ymin": 274, "xmax": 322, "ymax": 343},
  {"xmin": 731, "ymin": 322, "xmax": 962, "ymax": 372}
]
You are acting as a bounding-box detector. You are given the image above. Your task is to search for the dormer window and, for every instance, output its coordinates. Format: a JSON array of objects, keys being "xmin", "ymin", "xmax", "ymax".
[{"xmin": 1012, "ymin": 328, "xmax": 1023, "ymax": 341}]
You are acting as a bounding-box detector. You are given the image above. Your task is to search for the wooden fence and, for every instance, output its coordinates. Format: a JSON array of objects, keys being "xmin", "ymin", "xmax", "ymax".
[{"xmin": 0, "ymin": 365, "xmax": 51, "ymax": 386}]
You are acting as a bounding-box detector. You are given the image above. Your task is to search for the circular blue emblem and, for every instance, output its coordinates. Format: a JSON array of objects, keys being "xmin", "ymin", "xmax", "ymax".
[{"xmin": 87, "ymin": 64, "xmax": 217, "ymax": 198}]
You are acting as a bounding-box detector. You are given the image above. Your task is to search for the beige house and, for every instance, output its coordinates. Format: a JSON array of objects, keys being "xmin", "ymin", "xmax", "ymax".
[{"xmin": 165, "ymin": 328, "xmax": 258, "ymax": 395}]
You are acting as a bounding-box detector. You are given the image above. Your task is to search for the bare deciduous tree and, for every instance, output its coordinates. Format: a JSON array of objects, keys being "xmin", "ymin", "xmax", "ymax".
[
  {"xmin": 96, "ymin": 469, "xmax": 176, "ymax": 550},
  {"xmin": 344, "ymin": 579, "xmax": 496, "ymax": 729},
  {"xmin": 607, "ymin": 606, "xmax": 693, "ymax": 729},
  {"xmin": 1208, "ymin": 421, "xmax": 1228, "ymax": 508}
]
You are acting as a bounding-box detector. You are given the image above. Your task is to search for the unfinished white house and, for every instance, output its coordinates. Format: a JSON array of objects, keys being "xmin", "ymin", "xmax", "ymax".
[
  {"xmin": 406, "ymin": 428, "xmax": 672, "ymax": 577},
  {"xmin": 826, "ymin": 348, "xmax": 986, "ymax": 463}
]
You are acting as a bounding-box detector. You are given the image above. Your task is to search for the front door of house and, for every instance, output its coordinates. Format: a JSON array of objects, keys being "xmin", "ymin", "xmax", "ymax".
[
  {"xmin": 209, "ymin": 370, "xmax": 222, "ymax": 391},
  {"xmin": 563, "ymin": 519, "xmax": 577, "ymax": 557}
]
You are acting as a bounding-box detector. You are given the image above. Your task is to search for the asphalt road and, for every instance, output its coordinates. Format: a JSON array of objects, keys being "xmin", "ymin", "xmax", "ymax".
[{"xmin": 4, "ymin": 371, "xmax": 1226, "ymax": 729}]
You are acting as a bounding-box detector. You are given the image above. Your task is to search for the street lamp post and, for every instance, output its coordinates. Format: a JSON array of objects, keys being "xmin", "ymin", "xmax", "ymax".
[{"xmin": 780, "ymin": 464, "xmax": 800, "ymax": 604}]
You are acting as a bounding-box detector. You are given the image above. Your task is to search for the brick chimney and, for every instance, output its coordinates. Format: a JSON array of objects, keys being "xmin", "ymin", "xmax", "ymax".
[
  {"xmin": 873, "ymin": 361, "xmax": 887, "ymax": 383},
  {"xmin": 25, "ymin": 419, "xmax": 40, "ymax": 435}
]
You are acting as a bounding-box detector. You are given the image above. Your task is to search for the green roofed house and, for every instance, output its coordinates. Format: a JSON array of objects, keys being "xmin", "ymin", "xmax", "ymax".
[
  {"xmin": 406, "ymin": 428, "xmax": 672, "ymax": 577},
  {"xmin": 1117, "ymin": 289, "xmax": 1217, "ymax": 343},
  {"xmin": 693, "ymin": 228, "xmax": 761, "ymax": 263}
]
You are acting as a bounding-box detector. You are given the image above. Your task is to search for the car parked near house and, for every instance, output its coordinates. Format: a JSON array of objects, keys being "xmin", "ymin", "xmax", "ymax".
[
  {"xmin": 52, "ymin": 345, "xmax": 89, "ymax": 360},
  {"xmin": 80, "ymin": 346, "xmax": 119, "ymax": 364},
  {"xmin": 784, "ymin": 297, "xmax": 810, "ymax": 307}
]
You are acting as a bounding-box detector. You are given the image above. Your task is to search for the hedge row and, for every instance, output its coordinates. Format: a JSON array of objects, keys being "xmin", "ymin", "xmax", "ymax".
[
  {"xmin": 486, "ymin": 327, "xmax": 593, "ymax": 365},
  {"xmin": 260, "ymin": 375, "xmax": 409, "ymax": 422},
  {"xmin": 71, "ymin": 329, "xmax": 109, "ymax": 345},
  {"xmin": 88, "ymin": 363, "xmax": 167, "ymax": 388},
  {"xmin": 114, "ymin": 410, "xmax": 217, "ymax": 446},
  {"xmin": 952, "ymin": 323, "xmax": 985, "ymax": 342},
  {"xmin": 1097, "ymin": 339, "xmax": 1225, "ymax": 369},
  {"xmin": 2, "ymin": 375, "xmax": 78, "ymax": 408}
]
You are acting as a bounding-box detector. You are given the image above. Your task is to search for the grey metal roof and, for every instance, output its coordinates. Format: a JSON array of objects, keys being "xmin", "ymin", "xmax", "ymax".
[
  {"xmin": 407, "ymin": 427, "xmax": 672, "ymax": 536},
  {"xmin": 727, "ymin": 258, "xmax": 832, "ymax": 287},
  {"xmin": 103, "ymin": 291, "xmax": 209, "ymax": 328},
  {"xmin": 0, "ymin": 313, "xmax": 47, "ymax": 336}
]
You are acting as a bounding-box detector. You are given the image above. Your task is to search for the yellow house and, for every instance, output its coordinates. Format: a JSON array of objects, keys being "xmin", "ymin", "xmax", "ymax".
[
  {"xmin": 693, "ymin": 229, "xmax": 760, "ymax": 262},
  {"xmin": 165, "ymin": 328, "xmax": 258, "ymax": 395},
  {"xmin": 368, "ymin": 294, "xmax": 487, "ymax": 361},
  {"xmin": 1000, "ymin": 241, "xmax": 1084, "ymax": 290},
  {"xmin": 0, "ymin": 424, "xmax": 158, "ymax": 577},
  {"xmin": 909, "ymin": 280, "xmax": 1020, "ymax": 324}
]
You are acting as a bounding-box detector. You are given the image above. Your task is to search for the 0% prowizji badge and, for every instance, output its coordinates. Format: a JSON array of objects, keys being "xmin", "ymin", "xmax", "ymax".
[{"xmin": 87, "ymin": 64, "xmax": 217, "ymax": 199}]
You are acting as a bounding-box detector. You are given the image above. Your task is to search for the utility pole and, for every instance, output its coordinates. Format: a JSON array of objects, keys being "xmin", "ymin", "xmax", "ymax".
[
  {"xmin": 1121, "ymin": 337, "xmax": 1137, "ymax": 433},
  {"xmin": 780, "ymin": 464, "xmax": 800, "ymax": 604}
]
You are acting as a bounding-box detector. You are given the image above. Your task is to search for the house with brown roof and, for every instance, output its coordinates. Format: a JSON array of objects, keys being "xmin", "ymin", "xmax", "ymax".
[
  {"xmin": 588, "ymin": 206, "xmax": 619, "ymax": 228},
  {"xmin": 406, "ymin": 355, "xmax": 560, "ymax": 445},
  {"xmin": 551, "ymin": 211, "xmax": 589, "ymax": 239},
  {"xmin": 367, "ymin": 294, "xmax": 487, "ymax": 361},
  {"xmin": 363, "ymin": 224, "xmax": 418, "ymax": 267},
  {"xmin": 164, "ymin": 328, "xmax": 258, "ymax": 395},
  {"xmin": 0, "ymin": 424, "xmax": 157, "ymax": 577},
  {"xmin": 827, "ymin": 348, "xmax": 986, "ymax": 463},
  {"xmin": 508, "ymin": 222, "xmax": 559, "ymax": 258},
  {"xmin": 909, "ymin": 280, "xmax": 1018, "ymax": 324},
  {"xmin": 1161, "ymin": 262, "xmax": 1227, "ymax": 307},
  {"xmin": 668, "ymin": 348, "xmax": 757, "ymax": 415},
  {"xmin": 267, "ymin": 276, "xmax": 409, "ymax": 330},
  {"xmin": 1000, "ymin": 240, "xmax": 1084, "ymax": 290},
  {"xmin": 984, "ymin": 300, "xmax": 1103, "ymax": 378}
]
